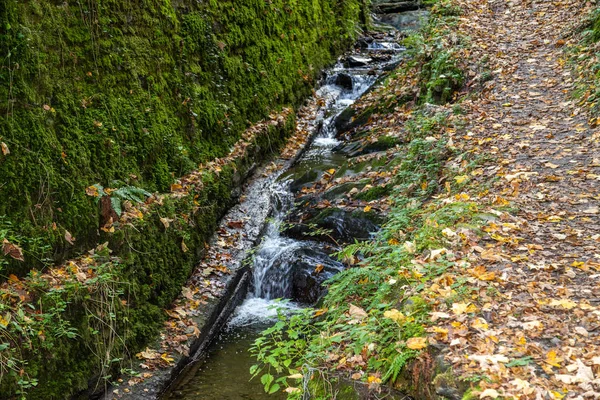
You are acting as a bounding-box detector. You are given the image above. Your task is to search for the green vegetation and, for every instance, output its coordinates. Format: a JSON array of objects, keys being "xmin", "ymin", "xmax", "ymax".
[
  {"xmin": 250, "ymin": 2, "xmax": 481, "ymax": 397},
  {"xmin": 0, "ymin": 0, "xmax": 369, "ymax": 397},
  {"xmin": 0, "ymin": 0, "xmax": 363, "ymax": 276},
  {"xmin": 0, "ymin": 114, "xmax": 297, "ymax": 399},
  {"xmin": 570, "ymin": 7, "xmax": 600, "ymax": 116}
]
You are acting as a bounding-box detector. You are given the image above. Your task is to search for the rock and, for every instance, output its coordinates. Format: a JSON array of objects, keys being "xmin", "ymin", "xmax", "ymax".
[
  {"xmin": 373, "ymin": 1, "xmax": 420, "ymax": 14},
  {"xmin": 333, "ymin": 135, "xmax": 399, "ymax": 157},
  {"xmin": 284, "ymin": 208, "xmax": 381, "ymax": 244},
  {"xmin": 335, "ymin": 73, "xmax": 354, "ymax": 90},
  {"xmin": 346, "ymin": 56, "xmax": 373, "ymax": 68},
  {"xmin": 378, "ymin": 10, "xmax": 429, "ymax": 31},
  {"xmin": 291, "ymin": 249, "xmax": 344, "ymax": 303},
  {"xmin": 333, "ymin": 107, "xmax": 358, "ymax": 133},
  {"xmin": 355, "ymin": 36, "xmax": 374, "ymax": 49},
  {"xmin": 253, "ymin": 245, "xmax": 343, "ymax": 304}
]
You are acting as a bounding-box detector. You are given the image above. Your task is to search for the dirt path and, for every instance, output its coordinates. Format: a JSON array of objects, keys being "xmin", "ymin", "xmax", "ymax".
[{"xmin": 438, "ymin": 0, "xmax": 600, "ymax": 396}]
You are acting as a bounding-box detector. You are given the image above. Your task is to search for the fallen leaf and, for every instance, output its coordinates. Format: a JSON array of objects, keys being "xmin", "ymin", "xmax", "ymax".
[
  {"xmin": 454, "ymin": 175, "xmax": 468, "ymax": 184},
  {"xmin": 479, "ymin": 389, "xmax": 499, "ymax": 399},
  {"xmin": 348, "ymin": 304, "xmax": 367, "ymax": 320},
  {"xmin": 406, "ymin": 337, "xmax": 427, "ymax": 350},
  {"xmin": 2, "ymin": 239, "xmax": 24, "ymax": 261},
  {"xmin": 65, "ymin": 230, "xmax": 75, "ymax": 245},
  {"xmin": 383, "ymin": 309, "xmax": 405, "ymax": 323}
]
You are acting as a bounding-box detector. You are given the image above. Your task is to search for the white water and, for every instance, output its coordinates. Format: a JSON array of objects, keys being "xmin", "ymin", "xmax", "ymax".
[{"xmin": 230, "ymin": 53, "xmax": 398, "ymax": 328}]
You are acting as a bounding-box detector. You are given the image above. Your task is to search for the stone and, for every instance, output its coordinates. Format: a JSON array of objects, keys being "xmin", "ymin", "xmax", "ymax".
[
  {"xmin": 378, "ymin": 10, "xmax": 429, "ymax": 31},
  {"xmin": 373, "ymin": 1, "xmax": 420, "ymax": 14},
  {"xmin": 346, "ymin": 55, "xmax": 373, "ymax": 68},
  {"xmin": 335, "ymin": 73, "xmax": 354, "ymax": 90}
]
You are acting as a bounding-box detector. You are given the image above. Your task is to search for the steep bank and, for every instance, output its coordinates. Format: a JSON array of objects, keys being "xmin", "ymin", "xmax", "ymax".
[
  {"xmin": 0, "ymin": 1, "xmax": 367, "ymax": 398},
  {"xmin": 0, "ymin": 0, "xmax": 365, "ymax": 276}
]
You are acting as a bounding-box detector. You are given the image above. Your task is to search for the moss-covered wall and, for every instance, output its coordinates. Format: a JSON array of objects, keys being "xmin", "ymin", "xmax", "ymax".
[
  {"xmin": 0, "ymin": 113, "xmax": 296, "ymax": 399},
  {"xmin": 0, "ymin": 0, "xmax": 363, "ymax": 275}
]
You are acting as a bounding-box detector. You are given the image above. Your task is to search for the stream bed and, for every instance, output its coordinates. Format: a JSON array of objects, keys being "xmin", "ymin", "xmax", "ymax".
[{"xmin": 163, "ymin": 35, "xmax": 404, "ymax": 400}]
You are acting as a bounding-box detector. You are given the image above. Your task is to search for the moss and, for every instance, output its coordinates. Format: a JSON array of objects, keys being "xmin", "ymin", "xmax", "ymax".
[
  {"xmin": 0, "ymin": 0, "xmax": 363, "ymax": 277},
  {"xmin": 354, "ymin": 184, "xmax": 391, "ymax": 201},
  {"xmin": 0, "ymin": 112, "xmax": 297, "ymax": 399}
]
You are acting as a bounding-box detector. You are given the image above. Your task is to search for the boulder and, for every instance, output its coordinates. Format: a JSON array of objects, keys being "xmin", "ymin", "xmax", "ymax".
[
  {"xmin": 335, "ymin": 73, "xmax": 354, "ymax": 90},
  {"xmin": 378, "ymin": 10, "xmax": 429, "ymax": 31},
  {"xmin": 284, "ymin": 208, "xmax": 381, "ymax": 244},
  {"xmin": 346, "ymin": 55, "xmax": 373, "ymax": 68},
  {"xmin": 373, "ymin": 1, "xmax": 420, "ymax": 14}
]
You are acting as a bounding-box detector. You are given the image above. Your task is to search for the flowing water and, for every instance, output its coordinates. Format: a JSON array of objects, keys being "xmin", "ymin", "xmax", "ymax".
[{"xmin": 165, "ymin": 42, "xmax": 402, "ymax": 400}]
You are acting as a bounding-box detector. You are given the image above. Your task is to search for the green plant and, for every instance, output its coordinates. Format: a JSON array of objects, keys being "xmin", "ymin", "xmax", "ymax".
[{"xmin": 89, "ymin": 183, "xmax": 151, "ymax": 216}]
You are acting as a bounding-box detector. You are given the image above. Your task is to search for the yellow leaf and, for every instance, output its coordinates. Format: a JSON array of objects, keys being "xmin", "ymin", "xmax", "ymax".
[
  {"xmin": 470, "ymin": 265, "xmax": 496, "ymax": 281},
  {"xmin": 480, "ymin": 388, "xmax": 499, "ymax": 399},
  {"xmin": 313, "ymin": 308, "xmax": 328, "ymax": 317},
  {"xmin": 363, "ymin": 205, "xmax": 372, "ymax": 212},
  {"xmin": 160, "ymin": 353, "xmax": 175, "ymax": 364},
  {"xmin": 0, "ymin": 313, "xmax": 9, "ymax": 328},
  {"xmin": 471, "ymin": 318, "xmax": 489, "ymax": 330},
  {"xmin": 549, "ymin": 299, "xmax": 577, "ymax": 309},
  {"xmin": 327, "ymin": 169, "xmax": 336, "ymax": 175},
  {"xmin": 455, "ymin": 193, "xmax": 470, "ymax": 201},
  {"xmin": 454, "ymin": 175, "xmax": 468, "ymax": 184},
  {"xmin": 383, "ymin": 309, "xmax": 405, "ymax": 323},
  {"xmin": 452, "ymin": 302, "xmax": 469, "ymax": 315},
  {"xmin": 545, "ymin": 350, "xmax": 562, "ymax": 368},
  {"xmin": 406, "ymin": 337, "xmax": 427, "ymax": 350}
]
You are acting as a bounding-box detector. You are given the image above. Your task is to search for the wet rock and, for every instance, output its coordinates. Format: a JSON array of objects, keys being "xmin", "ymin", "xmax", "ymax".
[
  {"xmin": 288, "ymin": 169, "xmax": 319, "ymax": 192},
  {"xmin": 356, "ymin": 36, "xmax": 374, "ymax": 49},
  {"xmin": 378, "ymin": 10, "xmax": 429, "ymax": 32},
  {"xmin": 284, "ymin": 208, "xmax": 381, "ymax": 244},
  {"xmin": 335, "ymin": 73, "xmax": 354, "ymax": 90},
  {"xmin": 346, "ymin": 55, "xmax": 373, "ymax": 68},
  {"xmin": 333, "ymin": 135, "xmax": 400, "ymax": 157},
  {"xmin": 290, "ymin": 248, "xmax": 344, "ymax": 303},
  {"xmin": 333, "ymin": 106, "xmax": 374, "ymax": 135},
  {"xmin": 373, "ymin": 1, "xmax": 420, "ymax": 14},
  {"xmin": 322, "ymin": 180, "xmax": 369, "ymax": 201},
  {"xmin": 253, "ymin": 245, "xmax": 343, "ymax": 304}
]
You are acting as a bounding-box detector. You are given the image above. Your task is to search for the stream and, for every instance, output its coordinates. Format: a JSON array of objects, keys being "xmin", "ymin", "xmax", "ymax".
[{"xmin": 164, "ymin": 36, "xmax": 403, "ymax": 400}]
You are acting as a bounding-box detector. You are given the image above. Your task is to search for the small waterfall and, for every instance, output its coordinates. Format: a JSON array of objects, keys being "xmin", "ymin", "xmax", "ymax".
[
  {"xmin": 251, "ymin": 179, "xmax": 299, "ymax": 299},
  {"xmin": 231, "ymin": 46, "xmax": 401, "ymax": 327}
]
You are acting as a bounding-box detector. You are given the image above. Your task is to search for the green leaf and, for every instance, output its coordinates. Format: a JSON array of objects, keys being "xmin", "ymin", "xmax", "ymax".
[
  {"xmin": 261, "ymin": 373, "xmax": 274, "ymax": 392},
  {"xmin": 506, "ymin": 356, "xmax": 533, "ymax": 368},
  {"xmin": 110, "ymin": 197, "xmax": 122, "ymax": 216},
  {"xmin": 249, "ymin": 365, "xmax": 259, "ymax": 376},
  {"xmin": 268, "ymin": 383, "xmax": 280, "ymax": 394}
]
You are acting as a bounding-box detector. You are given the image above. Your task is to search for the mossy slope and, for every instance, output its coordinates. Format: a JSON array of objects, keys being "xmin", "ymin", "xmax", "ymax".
[{"xmin": 0, "ymin": 0, "xmax": 363, "ymax": 275}]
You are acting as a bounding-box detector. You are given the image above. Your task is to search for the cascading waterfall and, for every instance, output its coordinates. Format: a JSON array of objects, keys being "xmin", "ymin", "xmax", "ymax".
[
  {"xmin": 166, "ymin": 36, "xmax": 403, "ymax": 400},
  {"xmin": 227, "ymin": 61, "xmax": 391, "ymax": 330}
]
